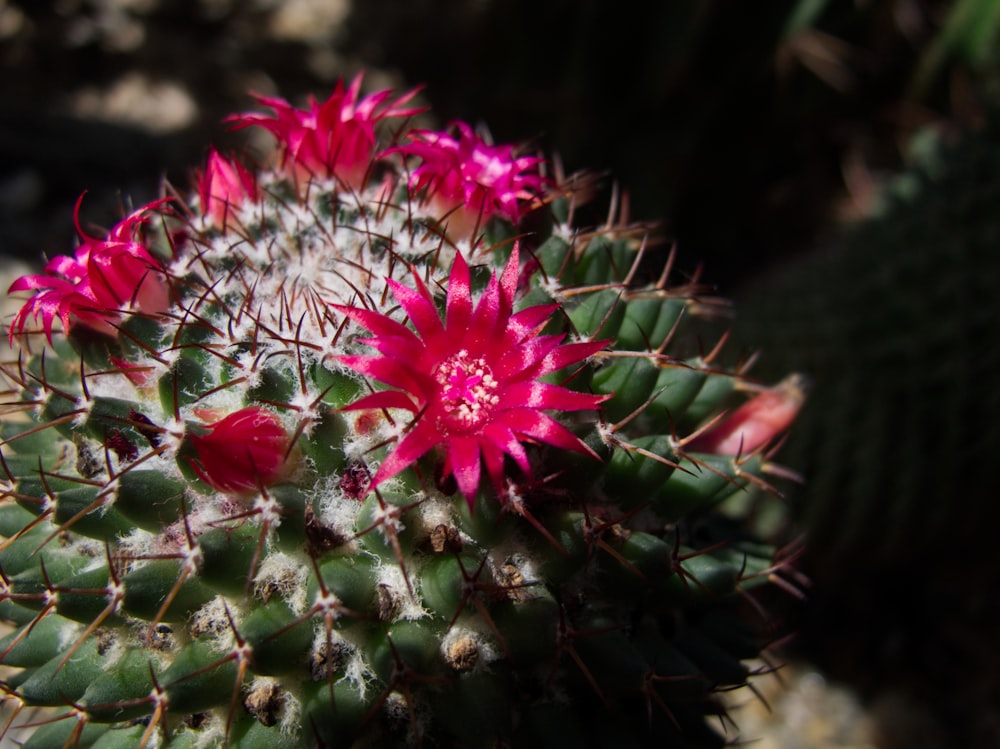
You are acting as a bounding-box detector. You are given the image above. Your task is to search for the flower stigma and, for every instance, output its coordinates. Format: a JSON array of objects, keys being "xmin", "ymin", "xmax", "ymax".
[{"xmin": 433, "ymin": 349, "xmax": 501, "ymax": 433}]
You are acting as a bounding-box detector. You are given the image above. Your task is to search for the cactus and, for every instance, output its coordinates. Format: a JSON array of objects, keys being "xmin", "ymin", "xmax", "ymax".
[{"xmin": 1, "ymin": 73, "xmax": 803, "ymax": 748}]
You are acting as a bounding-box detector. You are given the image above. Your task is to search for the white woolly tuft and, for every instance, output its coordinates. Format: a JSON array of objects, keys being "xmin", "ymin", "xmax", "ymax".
[
  {"xmin": 417, "ymin": 496, "xmax": 455, "ymax": 535},
  {"xmin": 189, "ymin": 597, "xmax": 240, "ymax": 651},
  {"xmin": 253, "ymin": 551, "xmax": 310, "ymax": 615},
  {"xmin": 441, "ymin": 617, "xmax": 502, "ymax": 670},
  {"xmin": 156, "ymin": 417, "xmax": 187, "ymax": 457},
  {"xmin": 315, "ymin": 475, "xmax": 364, "ymax": 540},
  {"xmin": 190, "ymin": 715, "xmax": 226, "ymax": 749},
  {"xmin": 244, "ymin": 675, "xmax": 303, "ymax": 738},
  {"xmin": 114, "ymin": 526, "xmax": 158, "ymax": 561},
  {"xmin": 310, "ymin": 626, "xmax": 375, "ymax": 701},
  {"xmin": 376, "ymin": 562, "xmax": 427, "ymax": 621}
]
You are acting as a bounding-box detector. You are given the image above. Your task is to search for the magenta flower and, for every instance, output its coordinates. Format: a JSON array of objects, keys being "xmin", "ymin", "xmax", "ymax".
[
  {"xmin": 227, "ymin": 73, "xmax": 423, "ymax": 191},
  {"xmin": 333, "ymin": 246, "xmax": 608, "ymax": 506},
  {"xmin": 196, "ymin": 148, "xmax": 258, "ymax": 230},
  {"xmin": 187, "ymin": 406, "xmax": 290, "ymax": 494},
  {"xmin": 7, "ymin": 195, "xmax": 170, "ymax": 342},
  {"xmin": 389, "ymin": 121, "xmax": 546, "ymax": 239}
]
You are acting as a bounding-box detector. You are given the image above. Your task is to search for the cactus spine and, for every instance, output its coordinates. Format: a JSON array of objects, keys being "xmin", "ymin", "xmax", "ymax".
[{"xmin": 1, "ymin": 74, "xmax": 803, "ymax": 748}]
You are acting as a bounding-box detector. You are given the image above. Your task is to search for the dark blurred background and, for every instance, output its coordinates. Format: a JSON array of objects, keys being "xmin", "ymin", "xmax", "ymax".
[
  {"xmin": 3, "ymin": 1, "xmax": 999, "ymax": 746},
  {"xmin": 1, "ymin": 0, "xmax": 983, "ymax": 287}
]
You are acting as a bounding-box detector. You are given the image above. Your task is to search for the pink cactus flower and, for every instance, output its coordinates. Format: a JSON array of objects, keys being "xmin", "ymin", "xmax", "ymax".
[
  {"xmin": 685, "ymin": 375, "xmax": 807, "ymax": 455},
  {"xmin": 7, "ymin": 195, "xmax": 171, "ymax": 342},
  {"xmin": 187, "ymin": 406, "xmax": 290, "ymax": 493},
  {"xmin": 196, "ymin": 148, "xmax": 258, "ymax": 230},
  {"xmin": 389, "ymin": 121, "xmax": 546, "ymax": 240},
  {"xmin": 333, "ymin": 245, "xmax": 608, "ymax": 506},
  {"xmin": 227, "ymin": 73, "xmax": 423, "ymax": 191}
]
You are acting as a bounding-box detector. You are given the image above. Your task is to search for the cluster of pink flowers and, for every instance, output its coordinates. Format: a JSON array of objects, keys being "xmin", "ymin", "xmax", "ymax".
[
  {"xmin": 227, "ymin": 73, "xmax": 546, "ymax": 238},
  {"xmin": 8, "ymin": 74, "xmax": 549, "ymax": 342},
  {"xmin": 3, "ymin": 74, "xmax": 592, "ymax": 503},
  {"xmin": 3, "ymin": 73, "xmax": 799, "ymax": 504},
  {"xmin": 334, "ymin": 246, "xmax": 609, "ymax": 506},
  {"xmin": 7, "ymin": 195, "xmax": 170, "ymax": 342}
]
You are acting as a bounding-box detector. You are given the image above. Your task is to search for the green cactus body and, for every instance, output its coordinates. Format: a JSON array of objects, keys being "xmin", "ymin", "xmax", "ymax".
[{"xmin": 1, "ymin": 75, "xmax": 802, "ymax": 748}]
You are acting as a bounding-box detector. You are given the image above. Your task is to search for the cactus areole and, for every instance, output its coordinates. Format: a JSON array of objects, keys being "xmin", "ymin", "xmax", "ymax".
[{"xmin": 1, "ymin": 72, "xmax": 804, "ymax": 748}]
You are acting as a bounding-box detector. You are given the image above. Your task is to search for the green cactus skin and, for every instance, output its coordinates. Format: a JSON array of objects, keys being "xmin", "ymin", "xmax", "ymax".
[{"xmin": 1, "ymin": 80, "xmax": 802, "ymax": 748}]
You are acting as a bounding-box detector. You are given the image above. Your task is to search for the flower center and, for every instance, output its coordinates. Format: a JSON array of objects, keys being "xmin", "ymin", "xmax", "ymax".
[{"xmin": 433, "ymin": 350, "xmax": 500, "ymax": 433}]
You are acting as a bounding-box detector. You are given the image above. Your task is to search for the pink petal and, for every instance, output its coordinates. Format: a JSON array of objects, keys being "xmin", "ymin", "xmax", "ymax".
[
  {"xmin": 355, "ymin": 334, "xmax": 424, "ymax": 362},
  {"xmin": 88, "ymin": 251, "xmax": 144, "ymax": 306},
  {"xmin": 506, "ymin": 303, "xmax": 558, "ymax": 342},
  {"xmin": 338, "ymin": 390, "xmax": 419, "ymax": 413},
  {"xmin": 198, "ymin": 149, "xmax": 258, "ymax": 228},
  {"xmin": 502, "ymin": 381, "xmax": 609, "ymax": 413},
  {"xmin": 447, "ymin": 436, "xmax": 482, "ymax": 502},
  {"xmin": 332, "ymin": 303, "xmax": 421, "ymax": 349},
  {"xmin": 44, "ymin": 255, "xmax": 86, "ymax": 279},
  {"xmin": 501, "ymin": 408, "xmax": 597, "ymax": 457},
  {"xmin": 464, "ymin": 272, "xmax": 506, "ymax": 354},
  {"xmin": 496, "ymin": 334, "xmax": 565, "ymax": 380},
  {"xmin": 482, "ymin": 422, "xmax": 531, "ymax": 476},
  {"xmin": 8, "ymin": 274, "xmax": 71, "ymax": 294},
  {"xmin": 499, "ymin": 244, "xmax": 520, "ymax": 305},
  {"xmin": 534, "ymin": 338, "xmax": 609, "ymax": 376},
  {"xmin": 445, "ymin": 251, "xmax": 472, "ymax": 333},
  {"xmin": 386, "ymin": 275, "xmax": 444, "ymax": 344},
  {"xmin": 370, "ymin": 418, "xmax": 441, "ymax": 488},
  {"xmin": 479, "ymin": 439, "xmax": 508, "ymax": 494},
  {"xmin": 336, "ymin": 354, "xmax": 431, "ymax": 395},
  {"xmin": 342, "ymin": 73, "xmax": 362, "ymax": 111}
]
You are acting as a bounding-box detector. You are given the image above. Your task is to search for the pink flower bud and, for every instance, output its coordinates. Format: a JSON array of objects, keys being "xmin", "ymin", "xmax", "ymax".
[
  {"xmin": 685, "ymin": 375, "xmax": 807, "ymax": 455},
  {"xmin": 197, "ymin": 149, "xmax": 258, "ymax": 230},
  {"xmin": 187, "ymin": 406, "xmax": 290, "ymax": 493}
]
